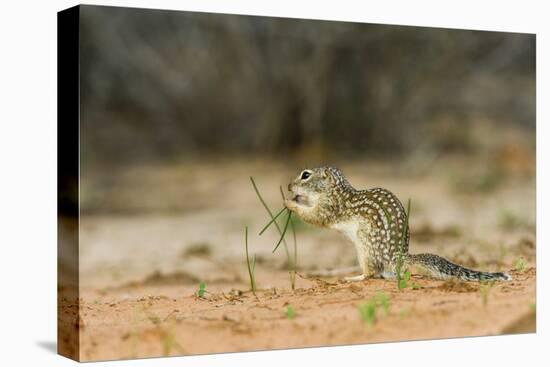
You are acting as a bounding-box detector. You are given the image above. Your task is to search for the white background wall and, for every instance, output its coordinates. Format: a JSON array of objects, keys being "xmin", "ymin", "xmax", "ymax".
[{"xmin": 0, "ymin": 0, "xmax": 547, "ymax": 366}]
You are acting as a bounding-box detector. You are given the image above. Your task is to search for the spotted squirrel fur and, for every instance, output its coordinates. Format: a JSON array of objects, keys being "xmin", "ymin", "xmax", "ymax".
[{"xmin": 284, "ymin": 166, "xmax": 511, "ymax": 282}]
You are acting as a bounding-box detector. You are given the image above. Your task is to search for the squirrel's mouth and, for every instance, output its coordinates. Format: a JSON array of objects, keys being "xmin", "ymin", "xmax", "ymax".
[
  {"xmin": 288, "ymin": 183, "xmax": 315, "ymax": 208},
  {"xmin": 291, "ymin": 193, "xmax": 311, "ymax": 207}
]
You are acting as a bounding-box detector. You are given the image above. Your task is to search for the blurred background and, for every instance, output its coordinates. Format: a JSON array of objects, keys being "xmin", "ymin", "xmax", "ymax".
[
  {"xmin": 77, "ymin": 5, "xmax": 535, "ymax": 289},
  {"xmin": 80, "ymin": 5, "xmax": 535, "ymax": 170}
]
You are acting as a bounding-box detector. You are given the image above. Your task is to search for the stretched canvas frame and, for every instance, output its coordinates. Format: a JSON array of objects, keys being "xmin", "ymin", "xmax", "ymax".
[{"xmin": 58, "ymin": 4, "xmax": 536, "ymax": 362}]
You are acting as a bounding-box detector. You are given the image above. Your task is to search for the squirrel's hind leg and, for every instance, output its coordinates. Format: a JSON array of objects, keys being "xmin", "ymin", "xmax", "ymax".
[{"xmin": 380, "ymin": 271, "xmax": 397, "ymax": 279}]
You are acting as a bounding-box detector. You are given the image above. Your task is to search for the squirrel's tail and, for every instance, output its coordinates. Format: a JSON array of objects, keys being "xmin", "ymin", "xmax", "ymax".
[{"xmin": 405, "ymin": 253, "xmax": 511, "ymax": 281}]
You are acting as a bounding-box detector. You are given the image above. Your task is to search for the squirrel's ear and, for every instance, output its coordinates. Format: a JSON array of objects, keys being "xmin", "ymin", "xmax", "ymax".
[{"xmin": 322, "ymin": 168, "xmax": 334, "ymax": 182}]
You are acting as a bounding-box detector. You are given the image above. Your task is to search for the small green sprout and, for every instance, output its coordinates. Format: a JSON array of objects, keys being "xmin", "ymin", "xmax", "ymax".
[
  {"xmin": 286, "ymin": 305, "xmax": 296, "ymax": 319},
  {"xmin": 161, "ymin": 329, "xmax": 175, "ymax": 356},
  {"xmin": 399, "ymin": 270, "xmax": 411, "ymax": 290},
  {"xmin": 198, "ymin": 281, "xmax": 206, "ymax": 298},
  {"xmin": 515, "ymin": 257, "xmax": 526, "ymax": 272},
  {"xmin": 358, "ymin": 300, "xmax": 377, "ymax": 327},
  {"xmin": 358, "ymin": 292, "xmax": 391, "ymax": 327},
  {"xmin": 244, "ymin": 227, "xmax": 257, "ymax": 295},
  {"xmin": 376, "ymin": 291, "xmax": 390, "ymax": 316}
]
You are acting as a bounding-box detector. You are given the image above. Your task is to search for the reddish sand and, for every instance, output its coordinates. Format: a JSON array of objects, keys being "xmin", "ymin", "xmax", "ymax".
[
  {"xmin": 59, "ymin": 157, "xmax": 536, "ymax": 361},
  {"xmin": 69, "ymin": 266, "xmax": 535, "ymax": 361}
]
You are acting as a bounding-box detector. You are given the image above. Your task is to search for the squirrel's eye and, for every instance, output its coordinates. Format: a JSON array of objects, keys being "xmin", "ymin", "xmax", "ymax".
[{"xmin": 301, "ymin": 171, "xmax": 311, "ymax": 180}]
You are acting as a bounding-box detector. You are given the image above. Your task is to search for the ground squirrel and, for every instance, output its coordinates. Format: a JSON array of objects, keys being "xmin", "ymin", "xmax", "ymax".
[{"xmin": 284, "ymin": 166, "xmax": 511, "ymax": 282}]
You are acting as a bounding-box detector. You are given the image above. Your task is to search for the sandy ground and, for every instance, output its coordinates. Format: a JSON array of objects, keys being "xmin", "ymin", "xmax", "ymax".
[
  {"xmin": 60, "ymin": 156, "xmax": 536, "ymax": 361},
  {"xmin": 73, "ymin": 267, "xmax": 535, "ymax": 361}
]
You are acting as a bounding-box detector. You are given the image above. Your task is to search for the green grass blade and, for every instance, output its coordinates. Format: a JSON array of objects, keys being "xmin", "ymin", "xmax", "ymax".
[
  {"xmin": 258, "ymin": 207, "xmax": 287, "ymax": 235},
  {"xmin": 280, "ymin": 185, "xmax": 298, "ymax": 290},
  {"xmin": 290, "ymin": 216, "xmax": 297, "ymax": 268},
  {"xmin": 244, "ymin": 226, "xmax": 256, "ymax": 295},
  {"xmin": 380, "ymin": 205, "xmax": 392, "ymax": 227},
  {"xmin": 396, "ymin": 198, "xmax": 412, "ymax": 290},
  {"xmin": 272, "ymin": 211, "xmax": 292, "ymax": 253},
  {"xmin": 279, "ymin": 185, "xmax": 286, "ymax": 200},
  {"xmin": 250, "ymin": 177, "xmax": 290, "ymax": 257}
]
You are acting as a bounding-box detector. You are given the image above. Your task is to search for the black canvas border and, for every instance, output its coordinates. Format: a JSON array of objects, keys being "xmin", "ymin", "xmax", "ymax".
[{"xmin": 57, "ymin": 5, "xmax": 80, "ymax": 361}]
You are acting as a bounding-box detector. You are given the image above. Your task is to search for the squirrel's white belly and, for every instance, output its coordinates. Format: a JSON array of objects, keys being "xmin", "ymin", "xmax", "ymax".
[{"xmin": 330, "ymin": 219, "xmax": 372, "ymax": 270}]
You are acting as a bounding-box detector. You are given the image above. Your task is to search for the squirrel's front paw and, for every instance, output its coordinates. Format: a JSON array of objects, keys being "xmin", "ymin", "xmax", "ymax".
[
  {"xmin": 344, "ymin": 274, "xmax": 366, "ymax": 282},
  {"xmin": 284, "ymin": 198, "xmax": 297, "ymax": 212}
]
